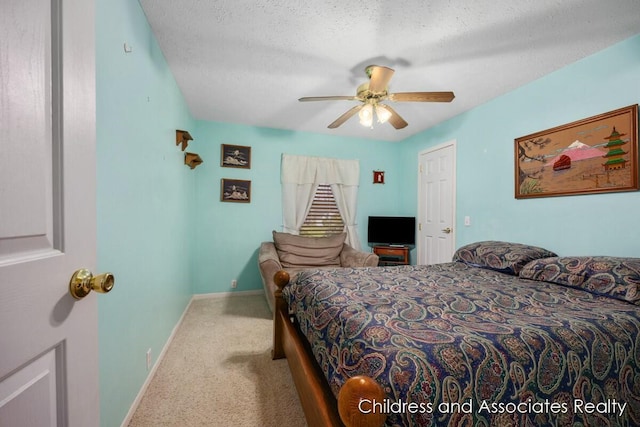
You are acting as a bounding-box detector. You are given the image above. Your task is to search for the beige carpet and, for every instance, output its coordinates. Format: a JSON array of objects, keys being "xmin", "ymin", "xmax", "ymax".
[{"xmin": 128, "ymin": 294, "xmax": 307, "ymax": 426}]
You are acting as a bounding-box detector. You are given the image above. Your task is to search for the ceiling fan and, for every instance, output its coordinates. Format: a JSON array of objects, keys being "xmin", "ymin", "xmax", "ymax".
[{"xmin": 299, "ymin": 65, "xmax": 455, "ymax": 129}]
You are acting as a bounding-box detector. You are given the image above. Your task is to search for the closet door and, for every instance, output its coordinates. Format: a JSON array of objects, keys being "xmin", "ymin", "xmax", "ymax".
[{"xmin": 418, "ymin": 141, "xmax": 456, "ymax": 265}]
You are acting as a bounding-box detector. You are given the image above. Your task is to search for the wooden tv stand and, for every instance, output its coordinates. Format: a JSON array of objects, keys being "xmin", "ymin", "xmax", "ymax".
[{"xmin": 372, "ymin": 245, "xmax": 409, "ymax": 266}]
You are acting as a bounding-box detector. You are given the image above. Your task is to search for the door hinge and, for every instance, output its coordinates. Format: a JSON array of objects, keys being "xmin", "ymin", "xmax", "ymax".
[
  {"xmin": 418, "ymin": 223, "xmax": 422, "ymax": 231},
  {"xmin": 419, "ymin": 164, "xmax": 423, "ymax": 173}
]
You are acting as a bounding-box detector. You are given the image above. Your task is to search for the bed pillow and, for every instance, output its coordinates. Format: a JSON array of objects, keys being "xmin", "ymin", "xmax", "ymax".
[
  {"xmin": 452, "ymin": 240, "xmax": 557, "ymax": 275},
  {"xmin": 520, "ymin": 256, "xmax": 640, "ymax": 305},
  {"xmin": 272, "ymin": 231, "xmax": 346, "ymax": 268}
]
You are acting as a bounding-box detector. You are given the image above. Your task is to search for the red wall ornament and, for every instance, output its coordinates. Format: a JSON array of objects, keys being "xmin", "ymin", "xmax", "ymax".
[{"xmin": 373, "ymin": 171, "xmax": 385, "ymax": 184}]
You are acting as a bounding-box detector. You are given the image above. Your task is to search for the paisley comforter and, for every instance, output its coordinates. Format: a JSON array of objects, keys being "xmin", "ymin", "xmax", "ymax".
[{"xmin": 283, "ymin": 262, "xmax": 640, "ymax": 427}]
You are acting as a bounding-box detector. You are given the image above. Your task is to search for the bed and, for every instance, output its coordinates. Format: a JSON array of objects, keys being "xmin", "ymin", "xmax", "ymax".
[{"xmin": 271, "ymin": 241, "xmax": 640, "ymax": 427}]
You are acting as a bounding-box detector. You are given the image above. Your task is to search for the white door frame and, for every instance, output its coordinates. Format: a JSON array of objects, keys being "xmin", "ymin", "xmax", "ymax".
[{"xmin": 417, "ymin": 140, "xmax": 457, "ymax": 264}]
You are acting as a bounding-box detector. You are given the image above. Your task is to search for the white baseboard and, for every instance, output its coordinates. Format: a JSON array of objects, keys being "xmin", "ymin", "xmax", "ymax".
[
  {"xmin": 119, "ymin": 297, "xmax": 194, "ymax": 427},
  {"xmin": 192, "ymin": 289, "xmax": 263, "ymax": 299}
]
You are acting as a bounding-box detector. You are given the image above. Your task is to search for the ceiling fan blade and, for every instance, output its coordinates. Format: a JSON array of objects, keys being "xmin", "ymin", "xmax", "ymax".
[
  {"xmin": 367, "ymin": 65, "xmax": 394, "ymax": 93},
  {"xmin": 328, "ymin": 105, "xmax": 363, "ymax": 129},
  {"xmin": 389, "ymin": 92, "xmax": 455, "ymax": 102},
  {"xmin": 298, "ymin": 96, "xmax": 358, "ymax": 102},
  {"xmin": 381, "ymin": 105, "xmax": 408, "ymax": 129}
]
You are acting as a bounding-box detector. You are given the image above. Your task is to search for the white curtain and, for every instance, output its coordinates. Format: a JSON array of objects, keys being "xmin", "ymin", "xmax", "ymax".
[
  {"xmin": 281, "ymin": 182, "xmax": 318, "ymax": 234},
  {"xmin": 331, "ymin": 183, "xmax": 360, "ymax": 249},
  {"xmin": 281, "ymin": 154, "xmax": 361, "ymax": 249}
]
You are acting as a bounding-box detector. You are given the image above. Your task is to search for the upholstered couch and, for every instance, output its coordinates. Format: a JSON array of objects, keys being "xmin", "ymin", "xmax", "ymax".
[{"xmin": 259, "ymin": 231, "xmax": 379, "ymax": 312}]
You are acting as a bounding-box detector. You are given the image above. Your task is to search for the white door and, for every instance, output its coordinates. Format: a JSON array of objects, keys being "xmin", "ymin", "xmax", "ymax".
[
  {"xmin": 417, "ymin": 141, "xmax": 456, "ymax": 265},
  {"xmin": 0, "ymin": 0, "xmax": 101, "ymax": 426}
]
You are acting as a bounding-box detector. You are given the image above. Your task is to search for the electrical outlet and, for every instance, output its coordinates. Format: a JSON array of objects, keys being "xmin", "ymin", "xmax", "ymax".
[
  {"xmin": 146, "ymin": 348, "xmax": 152, "ymax": 370},
  {"xmin": 231, "ymin": 279, "xmax": 237, "ymax": 289},
  {"xmin": 464, "ymin": 216, "xmax": 471, "ymax": 226}
]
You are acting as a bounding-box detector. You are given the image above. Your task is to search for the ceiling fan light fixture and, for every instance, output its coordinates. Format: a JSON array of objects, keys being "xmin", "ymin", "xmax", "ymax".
[
  {"xmin": 375, "ymin": 104, "xmax": 392, "ymax": 124},
  {"xmin": 298, "ymin": 65, "xmax": 454, "ymax": 130},
  {"xmin": 359, "ymin": 104, "xmax": 373, "ymax": 127}
]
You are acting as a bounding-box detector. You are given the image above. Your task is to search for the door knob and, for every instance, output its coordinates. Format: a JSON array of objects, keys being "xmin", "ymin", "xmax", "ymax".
[
  {"xmin": 69, "ymin": 269, "xmax": 115, "ymax": 300},
  {"xmin": 442, "ymin": 227, "xmax": 452, "ymax": 234}
]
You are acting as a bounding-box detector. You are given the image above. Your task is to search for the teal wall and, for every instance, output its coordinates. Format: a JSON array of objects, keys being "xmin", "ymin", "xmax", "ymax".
[
  {"xmin": 190, "ymin": 123, "xmax": 402, "ymax": 294},
  {"xmin": 95, "ymin": 1, "xmax": 640, "ymax": 424},
  {"xmin": 400, "ymin": 34, "xmax": 640, "ymax": 257},
  {"xmin": 96, "ymin": 0, "xmax": 195, "ymax": 426}
]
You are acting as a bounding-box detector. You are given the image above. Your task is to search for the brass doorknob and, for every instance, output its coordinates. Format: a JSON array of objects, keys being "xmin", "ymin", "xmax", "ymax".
[
  {"xmin": 69, "ymin": 269, "xmax": 115, "ymax": 300},
  {"xmin": 442, "ymin": 227, "xmax": 452, "ymax": 234}
]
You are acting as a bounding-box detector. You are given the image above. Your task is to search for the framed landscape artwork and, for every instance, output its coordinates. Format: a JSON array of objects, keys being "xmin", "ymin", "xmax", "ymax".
[
  {"xmin": 515, "ymin": 104, "xmax": 638, "ymax": 199},
  {"xmin": 220, "ymin": 178, "xmax": 251, "ymax": 203},
  {"xmin": 221, "ymin": 144, "xmax": 251, "ymax": 169}
]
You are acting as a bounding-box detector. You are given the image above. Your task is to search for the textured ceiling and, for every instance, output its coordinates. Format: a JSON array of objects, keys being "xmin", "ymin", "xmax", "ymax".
[{"xmin": 139, "ymin": 0, "xmax": 640, "ymax": 142}]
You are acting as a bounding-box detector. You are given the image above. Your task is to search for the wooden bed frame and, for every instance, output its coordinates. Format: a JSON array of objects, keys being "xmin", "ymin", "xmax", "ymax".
[{"xmin": 271, "ymin": 270, "xmax": 387, "ymax": 427}]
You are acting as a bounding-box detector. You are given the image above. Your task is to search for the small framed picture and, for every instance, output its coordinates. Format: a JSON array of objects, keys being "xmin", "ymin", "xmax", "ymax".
[
  {"xmin": 221, "ymin": 144, "xmax": 251, "ymax": 169},
  {"xmin": 373, "ymin": 170, "xmax": 385, "ymax": 184},
  {"xmin": 221, "ymin": 178, "xmax": 251, "ymax": 203}
]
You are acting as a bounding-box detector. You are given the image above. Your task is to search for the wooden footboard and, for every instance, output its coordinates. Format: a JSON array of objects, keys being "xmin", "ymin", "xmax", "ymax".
[{"xmin": 272, "ymin": 271, "xmax": 386, "ymax": 427}]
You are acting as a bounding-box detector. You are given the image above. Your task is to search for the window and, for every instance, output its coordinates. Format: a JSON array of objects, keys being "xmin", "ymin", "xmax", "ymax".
[
  {"xmin": 281, "ymin": 154, "xmax": 361, "ymax": 248},
  {"xmin": 299, "ymin": 184, "xmax": 344, "ymax": 237}
]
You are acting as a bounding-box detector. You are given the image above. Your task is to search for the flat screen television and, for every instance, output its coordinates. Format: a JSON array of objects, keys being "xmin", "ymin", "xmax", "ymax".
[{"xmin": 367, "ymin": 216, "xmax": 416, "ymax": 247}]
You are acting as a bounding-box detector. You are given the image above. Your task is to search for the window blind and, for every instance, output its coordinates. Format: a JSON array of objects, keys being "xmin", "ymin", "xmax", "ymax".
[{"xmin": 299, "ymin": 184, "xmax": 345, "ymax": 237}]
